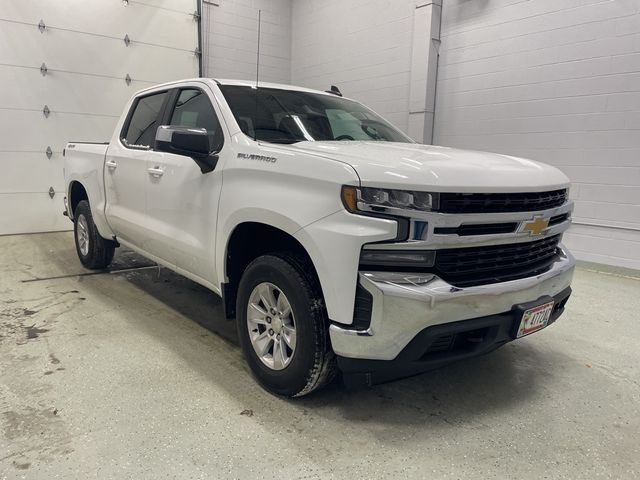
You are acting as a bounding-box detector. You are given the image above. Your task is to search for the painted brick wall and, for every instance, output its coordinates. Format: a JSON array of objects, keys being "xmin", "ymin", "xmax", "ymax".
[
  {"xmin": 290, "ymin": 0, "xmax": 417, "ymax": 134},
  {"xmin": 434, "ymin": 0, "xmax": 640, "ymax": 270},
  {"xmin": 202, "ymin": 0, "xmax": 292, "ymax": 84}
]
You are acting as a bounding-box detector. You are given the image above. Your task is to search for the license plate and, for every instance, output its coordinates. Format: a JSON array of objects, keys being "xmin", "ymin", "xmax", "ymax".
[{"xmin": 516, "ymin": 301, "xmax": 554, "ymax": 338}]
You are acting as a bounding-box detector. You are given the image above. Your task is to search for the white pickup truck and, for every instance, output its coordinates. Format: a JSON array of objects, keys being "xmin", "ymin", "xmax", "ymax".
[{"xmin": 64, "ymin": 78, "xmax": 575, "ymax": 396}]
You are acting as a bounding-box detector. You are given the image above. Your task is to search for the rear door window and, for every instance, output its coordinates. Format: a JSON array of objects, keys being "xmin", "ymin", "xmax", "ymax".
[{"xmin": 122, "ymin": 91, "xmax": 168, "ymax": 148}]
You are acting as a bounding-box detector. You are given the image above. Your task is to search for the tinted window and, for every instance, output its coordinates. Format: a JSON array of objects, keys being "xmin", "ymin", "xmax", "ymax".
[
  {"xmin": 170, "ymin": 89, "xmax": 223, "ymax": 150},
  {"xmin": 219, "ymin": 85, "xmax": 413, "ymax": 144},
  {"xmin": 123, "ymin": 91, "xmax": 167, "ymax": 148}
]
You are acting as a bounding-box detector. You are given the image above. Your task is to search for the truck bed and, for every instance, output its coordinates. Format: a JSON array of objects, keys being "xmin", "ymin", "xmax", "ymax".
[{"xmin": 63, "ymin": 141, "xmax": 112, "ymax": 236}]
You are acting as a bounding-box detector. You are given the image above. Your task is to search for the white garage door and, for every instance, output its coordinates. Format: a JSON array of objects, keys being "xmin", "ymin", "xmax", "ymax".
[
  {"xmin": 0, "ymin": 0, "xmax": 200, "ymax": 235},
  {"xmin": 434, "ymin": 0, "xmax": 640, "ymax": 270}
]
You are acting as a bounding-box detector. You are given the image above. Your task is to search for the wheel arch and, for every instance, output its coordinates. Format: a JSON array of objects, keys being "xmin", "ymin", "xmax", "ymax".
[
  {"xmin": 222, "ymin": 221, "xmax": 322, "ymax": 319},
  {"xmin": 68, "ymin": 181, "xmax": 88, "ymax": 219}
]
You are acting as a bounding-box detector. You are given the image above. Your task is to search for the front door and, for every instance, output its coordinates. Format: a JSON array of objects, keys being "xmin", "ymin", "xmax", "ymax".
[
  {"xmin": 104, "ymin": 90, "xmax": 169, "ymax": 247},
  {"xmin": 144, "ymin": 85, "xmax": 227, "ymax": 284}
]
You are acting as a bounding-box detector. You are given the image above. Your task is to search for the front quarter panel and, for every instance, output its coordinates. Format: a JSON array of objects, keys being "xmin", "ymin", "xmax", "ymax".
[{"xmin": 217, "ymin": 134, "xmax": 384, "ymax": 321}]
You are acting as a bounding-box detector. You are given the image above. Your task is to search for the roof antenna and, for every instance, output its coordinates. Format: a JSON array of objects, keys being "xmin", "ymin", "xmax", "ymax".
[
  {"xmin": 326, "ymin": 85, "xmax": 343, "ymax": 97},
  {"xmin": 253, "ymin": 9, "xmax": 262, "ymax": 141},
  {"xmin": 255, "ymin": 10, "xmax": 261, "ymax": 88}
]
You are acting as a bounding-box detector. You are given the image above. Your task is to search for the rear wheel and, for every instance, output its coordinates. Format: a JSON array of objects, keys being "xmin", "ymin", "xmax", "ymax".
[
  {"xmin": 236, "ymin": 254, "xmax": 336, "ymax": 397},
  {"xmin": 73, "ymin": 200, "xmax": 116, "ymax": 269}
]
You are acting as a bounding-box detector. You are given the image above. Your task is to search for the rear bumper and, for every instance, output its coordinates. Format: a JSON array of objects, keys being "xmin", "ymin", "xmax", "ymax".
[
  {"xmin": 330, "ymin": 244, "xmax": 575, "ymax": 368},
  {"xmin": 338, "ymin": 286, "xmax": 571, "ymax": 387}
]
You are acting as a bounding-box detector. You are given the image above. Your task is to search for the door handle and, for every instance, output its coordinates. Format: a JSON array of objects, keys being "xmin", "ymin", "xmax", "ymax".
[
  {"xmin": 105, "ymin": 160, "xmax": 117, "ymax": 170},
  {"xmin": 147, "ymin": 166, "xmax": 164, "ymax": 177}
]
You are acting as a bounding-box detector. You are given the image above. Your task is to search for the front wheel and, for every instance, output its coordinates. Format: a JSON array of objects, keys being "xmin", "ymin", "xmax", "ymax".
[
  {"xmin": 236, "ymin": 254, "xmax": 336, "ymax": 397},
  {"xmin": 73, "ymin": 200, "xmax": 116, "ymax": 269}
]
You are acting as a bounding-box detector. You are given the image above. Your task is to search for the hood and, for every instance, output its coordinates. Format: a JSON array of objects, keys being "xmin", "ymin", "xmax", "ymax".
[{"xmin": 287, "ymin": 141, "xmax": 570, "ymax": 192}]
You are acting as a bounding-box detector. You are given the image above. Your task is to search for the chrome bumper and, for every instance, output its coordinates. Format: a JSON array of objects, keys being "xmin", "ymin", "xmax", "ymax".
[{"xmin": 329, "ymin": 244, "xmax": 576, "ymax": 361}]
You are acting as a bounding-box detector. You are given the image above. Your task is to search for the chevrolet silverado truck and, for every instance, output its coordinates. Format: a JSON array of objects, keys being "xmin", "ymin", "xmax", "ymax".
[{"xmin": 63, "ymin": 78, "xmax": 575, "ymax": 397}]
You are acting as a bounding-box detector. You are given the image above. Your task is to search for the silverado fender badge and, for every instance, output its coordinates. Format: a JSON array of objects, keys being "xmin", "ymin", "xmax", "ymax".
[
  {"xmin": 521, "ymin": 216, "xmax": 550, "ymax": 236},
  {"xmin": 237, "ymin": 153, "xmax": 277, "ymax": 163}
]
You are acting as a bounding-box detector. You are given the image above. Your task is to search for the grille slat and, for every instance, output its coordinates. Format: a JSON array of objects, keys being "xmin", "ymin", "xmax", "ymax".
[
  {"xmin": 439, "ymin": 190, "xmax": 567, "ymax": 213},
  {"xmin": 434, "ymin": 222, "xmax": 517, "ymax": 236},
  {"xmin": 435, "ymin": 235, "xmax": 561, "ymax": 287}
]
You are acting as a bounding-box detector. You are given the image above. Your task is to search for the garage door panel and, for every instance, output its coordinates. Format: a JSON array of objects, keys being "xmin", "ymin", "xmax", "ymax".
[
  {"xmin": 0, "ymin": 66, "xmax": 147, "ymax": 117},
  {"xmin": 0, "ymin": 193, "xmax": 68, "ymax": 235},
  {"xmin": 0, "ymin": 111, "xmax": 116, "ymax": 152},
  {"xmin": 4, "ymin": 0, "xmax": 197, "ymax": 50},
  {"xmin": 118, "ymin": 0, "xmax": 198, "ymax": 12},
  {"xmin": 0, "ymin": 22, "xmax": 198, "ymax": 83},
  {"xmin": 1, "ymin": 1, "xmax": 199, "ymax": 235},
  {"xmin": 0, "ymin": 152, "xmax": 65, "ymax": 194}
]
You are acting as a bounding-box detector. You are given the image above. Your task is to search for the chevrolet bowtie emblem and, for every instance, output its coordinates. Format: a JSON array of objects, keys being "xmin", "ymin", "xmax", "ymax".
[{"xmin": 522, "ymin": 216, "xmax": 550, "ymax": 236}]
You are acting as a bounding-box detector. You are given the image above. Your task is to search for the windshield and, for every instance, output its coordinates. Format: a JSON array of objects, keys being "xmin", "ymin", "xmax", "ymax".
[{"xmin": 219, "ymin": 85, "xmax": 414, "ymax": 144}]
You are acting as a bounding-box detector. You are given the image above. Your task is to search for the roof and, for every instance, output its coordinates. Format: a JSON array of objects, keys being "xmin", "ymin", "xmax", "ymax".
[
  {"xmin": 134, "ymin": 77, "xmax": 345, "ymax": 99},
  {"xmin": 214, "ymin": 78, "xmax": 337, "ymax": 97}
]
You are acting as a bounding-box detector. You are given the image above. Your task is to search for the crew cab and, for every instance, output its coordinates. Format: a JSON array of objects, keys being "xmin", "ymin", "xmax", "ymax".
[{"xmin": 63, "ymin": 78, "xmax": 575, "ymax": 396}]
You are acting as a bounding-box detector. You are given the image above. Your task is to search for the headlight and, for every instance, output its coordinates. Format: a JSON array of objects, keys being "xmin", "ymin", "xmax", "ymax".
[{"xmin": 341, "ymin": 185, "xmax": 438, "ymax": 214}]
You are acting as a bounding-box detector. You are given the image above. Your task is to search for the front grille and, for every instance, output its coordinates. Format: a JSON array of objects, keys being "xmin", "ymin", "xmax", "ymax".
[
  {"xmin": 438, "ymin": 189, "xmax": 567, "ymax": 213},
  {"xmin": 435, "ymin": 235, "xmax": 561, "ymax": 287},
  {"xmin": 549, "ymin": 213, "xmax": 569, "ymax": 225},
  {"xmin": 434, "ymin": 222, "xmax": 518, "ymax": 236}
]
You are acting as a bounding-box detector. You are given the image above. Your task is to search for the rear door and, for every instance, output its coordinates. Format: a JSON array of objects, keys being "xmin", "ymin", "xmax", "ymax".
[
  {"xmin": 104, "ymin": 90, "xmax": 169, "ymax": 246},
  {"xmin": 144, "ymin": 84, "xmax": 227, "ymax": 284}
]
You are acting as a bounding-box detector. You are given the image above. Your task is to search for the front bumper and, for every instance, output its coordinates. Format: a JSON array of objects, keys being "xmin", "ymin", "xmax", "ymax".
[
  {"xmin": 338, "ymin": 286, "xmax": 571, "ymax": 387},
  {"xmin": 330, "ymin": 244, "xmax": 575, "ymax": 365}
]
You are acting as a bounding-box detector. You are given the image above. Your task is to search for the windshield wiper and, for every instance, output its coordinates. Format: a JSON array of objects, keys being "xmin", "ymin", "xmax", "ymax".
[{"xmin": 259, "ymin": 138, "xmax": 302, "ymax": 145}]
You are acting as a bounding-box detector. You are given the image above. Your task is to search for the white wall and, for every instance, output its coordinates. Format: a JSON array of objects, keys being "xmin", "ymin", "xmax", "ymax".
[
  {"xmin": 202, "ymin": 0, "xmax": 292, "ymax": 83},
  {"xmin": 0, "ymin": 0, "xmax": 200, "ymax": 235},
  {"xmin": 290, "ymin": 0, "xmax": 417, "ymax": 134},
  {"xmin": 434, "ymin": 0, "xmax": 640, "ymax": 270}
]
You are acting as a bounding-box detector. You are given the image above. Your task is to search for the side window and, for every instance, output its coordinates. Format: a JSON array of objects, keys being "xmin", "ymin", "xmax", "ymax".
[
  {"xmin": 122, "ymin": 91, "xmax": 168, "ymax": 148},
  {"xmin": 170, "ymin": 89, "xmax": 223, "ymax": 150}
]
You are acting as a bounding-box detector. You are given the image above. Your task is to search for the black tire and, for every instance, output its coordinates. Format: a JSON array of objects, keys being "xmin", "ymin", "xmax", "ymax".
[
  {"xmin": 236, "ymin": 253, "xmax": 336, "ymax": 397},
  {"xmin": 73, "ymin": 200, "xmax": 116, "ymax": 269}
]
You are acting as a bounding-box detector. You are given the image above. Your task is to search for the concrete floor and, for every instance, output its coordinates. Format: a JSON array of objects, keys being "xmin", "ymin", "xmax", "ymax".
[{"xmin": 1, "ymin": 232, "xmax": 639, "ymax": 479}]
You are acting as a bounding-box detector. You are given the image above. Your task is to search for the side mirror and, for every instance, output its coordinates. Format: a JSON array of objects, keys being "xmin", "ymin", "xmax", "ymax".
[{"xmin": 155, "ymin": 125, "xmax": 219, "ymax": 173}]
